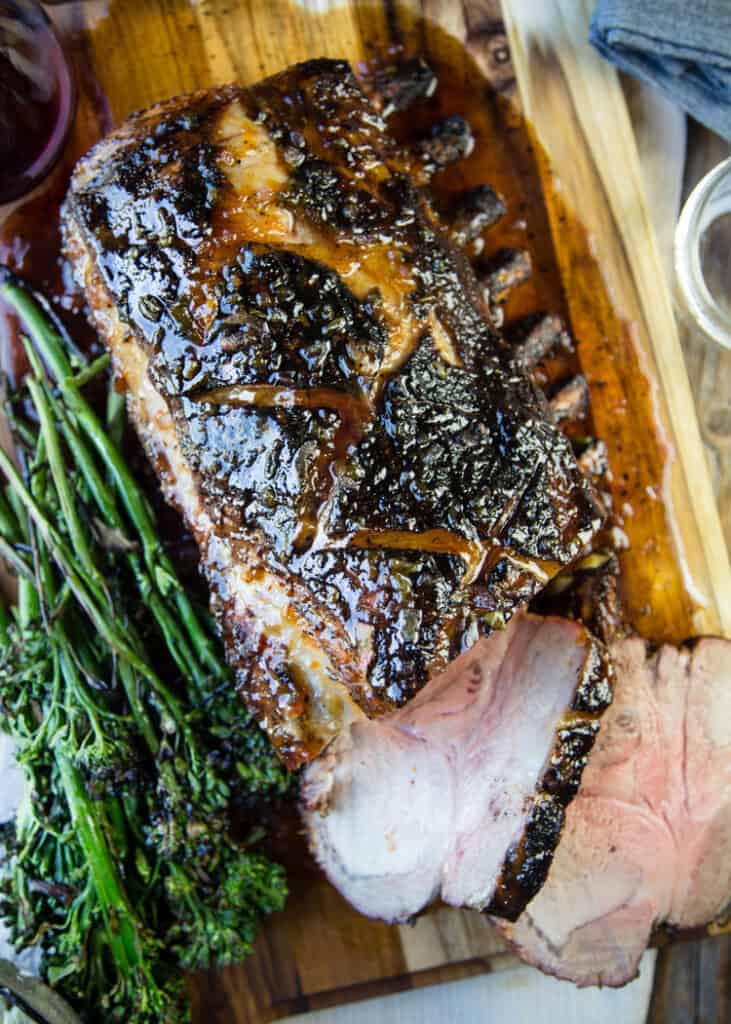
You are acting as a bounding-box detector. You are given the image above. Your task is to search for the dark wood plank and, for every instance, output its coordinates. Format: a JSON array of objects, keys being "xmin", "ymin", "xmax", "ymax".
[{"xmin": 649, "ymin": 935, "xmax": 731, "ymax": 1024}]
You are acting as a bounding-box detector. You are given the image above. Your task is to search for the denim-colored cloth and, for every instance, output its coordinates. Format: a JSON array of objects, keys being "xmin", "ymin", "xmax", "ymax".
[{"xmin": 590, "ymin": 0, "xmax": 731, "ymax": 139}]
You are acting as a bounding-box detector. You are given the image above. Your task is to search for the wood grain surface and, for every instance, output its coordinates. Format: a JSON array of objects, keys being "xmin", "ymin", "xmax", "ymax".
[
  {"xmin": 649, "ymin": 934, "xmax": 731, "ymax": 1024},
  {"xmin": 2, "ymin": 1, "xmax": 729, "ymax": 1021}
]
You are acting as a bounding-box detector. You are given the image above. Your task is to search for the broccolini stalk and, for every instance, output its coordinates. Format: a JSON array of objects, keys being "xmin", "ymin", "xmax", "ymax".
[
  {"xmin": 26, "ymin": 376, "xmax": 101, "ymax": 594},
  {"xmin": 22, "ymin": 329, "xmax": 206, "ymax": 691},
  {"xmin": 0, "ymin": 274, "xmax": 290, "ymax": 1023},
  {"xmin": 54, "ymin": 754, "xmax": 150, "ymax": 987},
  {"xmin": 0, "ymin": 443, "xmax": 193, "ymax": 747},
  {"xmin": 1, "ymin": 281, "xmax": 223, "ymax": 680},
  {"xmin": 0, "ymin": 435, "xmax": 188, "ymax": 1022}
]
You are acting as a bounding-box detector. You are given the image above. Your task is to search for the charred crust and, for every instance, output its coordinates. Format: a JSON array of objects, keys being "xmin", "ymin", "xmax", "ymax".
[
  {"xmin": 324, "ymin": 335, "xmax": 600, "ymax": 571},
  {"xmin": 284, "ymin": 158, "xmax": 393, "ymax": 240},
  {"xmin": 250, "ymin": 60, "xmax": 395, "ymax": 182},
  {"xmin": 66, "ymin": 58, "xmax": 604, "ymax": 738},
  {"xmin": 572, "ymin": 640, "xmax": 613, "ymax": 713},
  {"xmin": 488, "ymin": 633, "xmax": 612, "ymax": 920},
  {"xmin": 675, "ymin": 634, "xmax": 704, "ymax": 651},
  {"xmin": 576, "ymin": 556, "xmax": 627, "ymax": 646},
  {"xmin": 285, "ymin": 546, "xmax": 460, "ymax": 706},
  {"xmin": 184, "ymin": 244, "xmax": 385, "ymax": 396},
  {"xmin": 467, "ymin": 560, "xmax": 546, "ymax": 638},
  {"xmin": 488, "ymin": 796, "xmax": 564, "ymax": 920}
]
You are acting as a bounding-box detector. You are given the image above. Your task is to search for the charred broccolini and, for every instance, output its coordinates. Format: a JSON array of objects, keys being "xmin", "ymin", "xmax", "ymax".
[{"xmin": 0, "ymin": 277, "xmax": 290, "ymax": 1023}]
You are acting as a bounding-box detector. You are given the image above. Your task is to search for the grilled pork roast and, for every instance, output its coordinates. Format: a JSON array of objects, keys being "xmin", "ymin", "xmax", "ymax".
[{"xmin": 62, "ymin": 59, "xmax": 600, "ymax": 769}]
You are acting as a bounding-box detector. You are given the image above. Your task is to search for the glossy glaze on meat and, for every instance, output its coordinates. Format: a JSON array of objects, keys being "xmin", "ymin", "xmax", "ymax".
[{"xmin": 63, "ymin": 60, "xmax": 601, "ymax": 767}]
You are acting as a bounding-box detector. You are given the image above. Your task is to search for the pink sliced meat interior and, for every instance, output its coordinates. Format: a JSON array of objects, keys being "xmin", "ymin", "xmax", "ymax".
[
  {"xmin": 301, "ymin": 612, "xmax": 611, "ymax": 923},
  {"xmin": 500, "ymin": 634, "xmax": 731, "ymax": 987}
]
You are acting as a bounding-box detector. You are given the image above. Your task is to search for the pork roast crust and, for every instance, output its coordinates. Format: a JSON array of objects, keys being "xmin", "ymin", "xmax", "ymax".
[{"xmin": 63, "ymin": 59, "xmax": 601, "ymax": 767}]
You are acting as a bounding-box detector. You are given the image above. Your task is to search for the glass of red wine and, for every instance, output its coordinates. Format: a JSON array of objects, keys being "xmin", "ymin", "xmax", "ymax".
[{"xmin": 0, "ymin": 0, "xmax": 75, "ymax": 204}]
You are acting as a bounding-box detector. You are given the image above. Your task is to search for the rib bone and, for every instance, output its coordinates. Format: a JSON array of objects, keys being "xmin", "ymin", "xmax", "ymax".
[
  {"xmin": 372, "ymin": 58, "xmax": 438, "ymax": 118},
  {"xmin": 447, "ymin": 185, "xmax": 507, "ymax": 253},
  {"xmin": 550, "ymin": 376, "xmax": 590, "ymax": 424},
  {"xmin": 509, "ymin": 313, "xmax": 573, "ymax": 369},
  {"xmin": 412, "ymin": 115, "xmax": 475, "ymax": 181},
  {"xmin": 480, "ymin": 248, "xmax": 532, "ymax": 305}
]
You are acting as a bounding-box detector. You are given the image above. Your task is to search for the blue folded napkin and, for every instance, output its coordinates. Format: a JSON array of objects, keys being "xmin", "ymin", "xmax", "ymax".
[{"xmin": 590, "ymin": 0, "xmax": 731, "ymax": 139}]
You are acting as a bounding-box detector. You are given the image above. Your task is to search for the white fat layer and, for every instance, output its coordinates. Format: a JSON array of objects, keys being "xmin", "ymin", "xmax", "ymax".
[
  {"xmin": 226, "ymin": 567, "xmax": 364, "ymax": 741},
  {"xmin": 215, "ymin": 102, "xmax": 290, "ymax": 194}
]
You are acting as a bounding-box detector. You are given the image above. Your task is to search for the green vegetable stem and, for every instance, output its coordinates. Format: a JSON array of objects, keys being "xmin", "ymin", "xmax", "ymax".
[{"xmin": 0, "ymin": 276, "xmax": 291, "ymax": 1024}]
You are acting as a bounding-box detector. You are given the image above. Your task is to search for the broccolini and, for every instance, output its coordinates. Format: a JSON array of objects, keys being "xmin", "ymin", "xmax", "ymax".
[{"xmin": 0, "ymin": 275, "xmax": 291, "ymax": 1023}]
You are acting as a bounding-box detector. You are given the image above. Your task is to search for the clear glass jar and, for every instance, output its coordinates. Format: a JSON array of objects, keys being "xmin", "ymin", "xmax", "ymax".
[{"xmin": 674, "ymin": 156, "xmax": 731, "ymax": 351}]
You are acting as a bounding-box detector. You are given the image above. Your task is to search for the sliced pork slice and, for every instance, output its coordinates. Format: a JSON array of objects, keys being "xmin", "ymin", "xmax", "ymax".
[
  {"xmin": 501, "ymin": 634, "xmax": 731, "ymax": 987},
  {"xmin": 302, "ymin": 612, "xmax": 611, "ymax": 922}
]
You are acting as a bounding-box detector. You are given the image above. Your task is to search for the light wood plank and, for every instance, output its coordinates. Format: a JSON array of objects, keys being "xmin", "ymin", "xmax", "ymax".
[
  {"xmin": 502, "ymin": 0, "xmax": 731, "ymax": 637},
  {"xmin": 678, "ymin": 122, "xmax": 731, "ymax": 551},
  {"xmin": 620, "ymin": 80, "xmax": 686, "ymax": 281}
]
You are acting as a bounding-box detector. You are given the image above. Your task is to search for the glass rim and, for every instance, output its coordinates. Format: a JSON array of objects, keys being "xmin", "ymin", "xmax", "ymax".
[
  {"xmin": 674, "ymin": 155, "xmax": 731, "ymax": 352},
  {"xmin": 0, "ymin": 1, "xmax": 77, "ymax": 206}
]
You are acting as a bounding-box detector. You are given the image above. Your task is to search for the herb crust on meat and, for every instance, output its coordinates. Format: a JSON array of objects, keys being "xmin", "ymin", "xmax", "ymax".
[{"xmin": 63, "ymin": 59, "xmax": 601, "ymax": 767}]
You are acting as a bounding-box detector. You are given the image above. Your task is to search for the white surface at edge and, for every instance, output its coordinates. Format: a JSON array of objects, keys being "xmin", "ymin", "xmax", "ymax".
[
  {"xmin": 0, "ymin": 730, "xmax": 37, "ymax": 972},
  {"xmin": 0, "ymin": 730, "xmax": 25, "ymax": 825},
  {"xmin": 281, "ymin": 951, "xmax": 658, "ymax": 1024}
]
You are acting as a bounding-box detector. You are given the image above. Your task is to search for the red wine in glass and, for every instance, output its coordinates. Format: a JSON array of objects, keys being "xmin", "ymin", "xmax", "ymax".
[{"xmin": 0, "ymin": 0, "xmax": 75, "ymax": 204}]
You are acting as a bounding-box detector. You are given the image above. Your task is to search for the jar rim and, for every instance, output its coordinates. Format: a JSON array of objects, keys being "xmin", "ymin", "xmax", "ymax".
[{"xmin": 674, "ymin": 155, "xmax": 731, "ymax": 352}]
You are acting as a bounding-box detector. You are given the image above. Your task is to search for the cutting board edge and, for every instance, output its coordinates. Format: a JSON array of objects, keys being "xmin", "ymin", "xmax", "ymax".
[{"xmin": 502, "ymin": 0, "xmax": 731, "ymax": 638}]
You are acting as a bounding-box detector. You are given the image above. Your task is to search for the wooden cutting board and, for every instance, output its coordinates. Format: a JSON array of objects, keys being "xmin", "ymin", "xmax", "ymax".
[{"xmin": 5, "ymin": 0, "xmax": 731, "ymax": 1020}]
